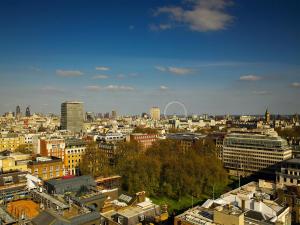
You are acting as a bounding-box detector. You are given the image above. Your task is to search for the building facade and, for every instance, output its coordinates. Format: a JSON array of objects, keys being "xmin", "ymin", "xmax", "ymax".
[
  {"xmin": 166, "ymin": 133, "xmax": 206, "ymax": 152},
  {"xmin": 40, "ymin": 137, "xmax": 66, "ymax": 160},
  {"xmin": 150, "ymin": 107, "xmax": 160, "ymax": 121},
  {"xmin": 277, "ymin": 158, "xmax": 300, "ymax": 187},
  {"xmin": 223, "ymin": 128, "xmax": 292, "ymax": 176},
  {"xmin": 0, "ymin": 133, "xmax": 25, "ymax": 152},
  {"xmin": 64, "ymin": 138, "xmax": 86, "ymax": 175},
  {"xmin": 130, "ymin": 133, "xmax": 159, "ymax": 150},
  {"xmin": 61, "ymin": 101, "xmax": 84, "ymax": 133},
  {"xmin": 99, "ymin": 142, "xmax": 118, "ymax": 165},
  {"xmin": 96, "ymin": 132, "xmax": 125, "ymax": 143},
  {"xmin": 28, "ymin": 156, "xmax": 64, "ymax": 180}
]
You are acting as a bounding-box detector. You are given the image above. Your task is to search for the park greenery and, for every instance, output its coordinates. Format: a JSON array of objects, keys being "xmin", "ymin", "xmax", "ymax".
[
  {"xmin": 132, "ymin": 127, "xmax": 158, "ymax": 134},
  {"xmin": 80, "ymin": 138, "xmax": 228, "ymax": 205},
  {"xmin": 275, "ymin": 127, "xmax": 300, "ymax": 138}
]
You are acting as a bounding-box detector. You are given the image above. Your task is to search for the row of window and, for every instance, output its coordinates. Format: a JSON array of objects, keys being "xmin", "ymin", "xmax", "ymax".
[
  {"xmin": 66, "ymin": 149, "xmax": 85, "ymax": 154},
  {"xmin": 68, "ymin": 159, "xmax": 81, "ymax": 163},
  {"xmin": 33, "ymin": 166, "xmax": 61, "ymax": 173}
]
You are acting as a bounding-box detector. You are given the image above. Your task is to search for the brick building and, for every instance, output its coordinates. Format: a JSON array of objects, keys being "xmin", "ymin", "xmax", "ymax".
[
  {"xmin": 40, "ymin": 137, "xmax": 65, "ymax": 160},
  {"xmin": 130, "ymin": 133, "xmax": 158, "ymax": 150},
  {"xmin": 28, "ymin": 156, "xmax": 64, "ymax": 180}
]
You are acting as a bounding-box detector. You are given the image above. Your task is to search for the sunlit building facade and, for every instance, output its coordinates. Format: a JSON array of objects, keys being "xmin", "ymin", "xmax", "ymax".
[
  {"xmin": 150, "ymin": 107, "xmax": 160, "ymax": 121},
  {"xmin": 223, "ymin": 129, "xmax": 292, "ymax": 176},
  {"xmin": 0, "ymin": 134, "xmax": 25, "ymax": 152},
  {"xmin": 64, "ymin": 138, "xmax": 86, "ymax": 175}
]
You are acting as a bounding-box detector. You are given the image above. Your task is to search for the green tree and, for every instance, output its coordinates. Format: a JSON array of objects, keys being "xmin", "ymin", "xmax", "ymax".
[
  {"xmin": 80, "ymin": 141, "xmax": 112, "ymax": 177},
  {"xmin": 115, "ymin": 138, "xmax": 228, "ymax": 200},
  {"xmin": 132, "ymin": 127, "xmax": 158, "ymax": 134}
]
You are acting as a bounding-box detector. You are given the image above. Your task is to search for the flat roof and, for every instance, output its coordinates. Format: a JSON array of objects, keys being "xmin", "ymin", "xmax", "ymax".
[
  {"xmin": 62, "ymin": 101, "xmax": 83, "ymax": 104},
  {"xmin": 31, "ymin": 190, "xmax": 69, "ymax": 209},
  {"xmin": 284, "ymin": 158, "xmax": 300, "ymax": 165}
]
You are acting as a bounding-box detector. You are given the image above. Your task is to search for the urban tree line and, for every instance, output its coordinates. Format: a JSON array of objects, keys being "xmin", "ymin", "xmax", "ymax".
[{"xmin": 80, "ymin": 138, "xmax": 228, "ymax": 200}]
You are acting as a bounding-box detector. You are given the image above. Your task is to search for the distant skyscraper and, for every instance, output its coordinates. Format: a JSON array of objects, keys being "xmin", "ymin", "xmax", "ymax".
[
  {"xmin": 111, "ymin": 110, "xmax": 117, "ymax": 119},
  {"xmin": 61, "ymin": 101, "xmax": 84, "ymax": 133},
  {"xmin": 150, "ymin": 107, "xmax": 160, "ymax": 120},
  {"xmin": 25, "ymin": 106, "xmax": 31, "ymax": 117},
  {"xmin": 97, "ymin": 113, "xmax": 103, "ymax": 119},
  {"xmin": 16, "ymin": 105, "xmax": 21, "ymax": 117},
  {"xmin": 104, "ymin": 112, "xmax": 110, "ymax": 119}
]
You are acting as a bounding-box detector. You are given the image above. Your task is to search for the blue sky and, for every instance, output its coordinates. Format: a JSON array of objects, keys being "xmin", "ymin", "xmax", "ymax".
[{"xmin": 0, "ymin": 0, "xmax": 299, "ymax": 115}]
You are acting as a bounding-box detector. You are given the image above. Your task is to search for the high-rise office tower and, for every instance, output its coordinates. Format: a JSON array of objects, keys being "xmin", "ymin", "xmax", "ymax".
[
  {"xmin": 150, "ymin": 107, "xmax": 160, "ymax": 120},
  {"xmin": 25, "ymin": 106, "xmax": 31, "ymax": 117},
  {"xmin": 104, "ymin": 112, "xmax": 110, "ymax": 118},
  {"xmin": 16, "ymin": 105, "xmax": 21, "ymax": 117},
  {"xmin": 61, "ymin": 101, "xmax": 84, "ymax": 133},
  {"xmin": 111, "ymin": 110, "xmax": 117, "ymax": 119}
]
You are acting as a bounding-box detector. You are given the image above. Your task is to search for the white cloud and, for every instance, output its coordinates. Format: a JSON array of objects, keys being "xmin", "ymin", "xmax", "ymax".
[
  {"xmin": 155, "ymin": 66, "xmax": 192, "ymax": 75},
  {"xmin": 56, "ymin": 69, "xmax": 83, "ymax": 77},
  {"xmin": 239, "ymin": 75, "xmax": 262, "ymax": 81},
  {"xmin": 154, "ymin": 0, "xmax": 233, "ymax": 32},
  {"xmin": 95, "ymin": 66, "xmax": 110, "ymax": 71},
  {"xmin": 155, "ymin": 66, "xmax": 167, "ymax": 72},
  {"xmin": 104, "ymin": 85, "xmax": 135, "ymax": 91},
  {"xmin": 168, "ymin": 67, "xmax": 191, "ymax": 75},
  {"xmin": 85, "ymin": 85, "xmax": 135, "ymax": 92},
  {"xmin": 291, "ymin": 82, "xmax": 300, "ymax": 88},
  {"xmin": 252, "ymin": 91, "xmax": 271, "ymax": 95},
  {"xmin": 160, "ymin": 85, "xmax": 169, "ymax": 90},
  {"xmin": 92, "ymin": 75, "xmax": 109, "ymax": 79}
]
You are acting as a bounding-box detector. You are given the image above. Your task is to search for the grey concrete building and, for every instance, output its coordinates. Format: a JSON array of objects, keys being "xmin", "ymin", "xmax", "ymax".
[{"xmin": 61, "ymin": 101, "xmax": 84, "ymax": 133}]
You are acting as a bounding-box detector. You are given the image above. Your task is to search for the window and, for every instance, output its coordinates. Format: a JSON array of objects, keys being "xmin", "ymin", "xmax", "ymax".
[{"xmin": 3, "ymin": 176, "xmax": 13, "ymax": 185}]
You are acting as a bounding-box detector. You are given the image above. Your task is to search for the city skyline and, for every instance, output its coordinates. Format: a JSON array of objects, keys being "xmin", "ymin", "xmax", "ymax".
[{"xmin": 0, "ymin": 0, "xmax": 299, "ymax": 115}]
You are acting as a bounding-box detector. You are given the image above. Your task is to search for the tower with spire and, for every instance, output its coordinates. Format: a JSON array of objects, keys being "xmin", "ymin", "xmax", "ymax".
[{"xmin": 265, "ymin": 108, "xmax": 270, "ymax": 124}]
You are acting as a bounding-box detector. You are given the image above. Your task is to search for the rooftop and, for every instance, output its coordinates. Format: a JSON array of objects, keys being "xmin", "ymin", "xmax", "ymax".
[
  {"xmin": 283, "ymin": 157, "xmax": 300, "ymax": 165},
  {"xmin": 65, "ymin": 138, "xmax": 86, "ymax": 147},
  {"xmin": 166, "ymin": 133, "xmax": 206, "ymax": 141},
  {"xmin": 62, "ymin": 101, "xmax": 83, "ymax": 104}
]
